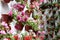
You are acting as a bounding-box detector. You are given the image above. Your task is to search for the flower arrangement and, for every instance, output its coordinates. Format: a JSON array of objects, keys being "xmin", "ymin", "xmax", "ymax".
[{"xmin": 0, "ymin": 0, "xmax": 60, "ymax": 40}]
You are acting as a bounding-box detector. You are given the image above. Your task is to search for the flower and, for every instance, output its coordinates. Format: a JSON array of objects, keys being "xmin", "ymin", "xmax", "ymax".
[
  {"xmin": 3, "ymin": 38, "xmax": 10, "ymax": 40},
  {"xmin": 8, "ymin": 10, "xmax": 13, "ymax": 16},
  {"xmin": 23, "ymin": 15, "xmax": 28, "ymax": 22},
  {"xmin": 4, "ymin": 0, "xmax": 10, "ymax": 3},
  {"xmin": 37, "ymin": 31, "xmax": 46, "ymax": 35},
  {"xmin": 15, "ymin": 22, "xmax": 24, "ymax": 30},
  {"xmin": 2, "ymin": 14, "xmax": 13, "ymax": 23},
  {"xmin": 24, "ymin": 36, "xmax": 32, "ymax": 40},
  {"xmin": 32, "ymin": 1, "xmax": 40, "ymax": 9},
  {"xmin": 42, "ymin": 31, "xmax": 46, "ymax": 34},
  {"xmin": 17, "ymin": 15, "xmax": 22, "ymax": 22},
  {"xmin": 1, "ymin": 22, "xmax": 9, "ymax": 28},
  {"xmin": 14, "ymin": 35, "xmax": 19, "ymax": 40},
  {"xmin": 21, "ymin": 11, "xmax": 25, "ymax": 16},
  {"xmin": 13, "ymin": 3, "xmax": 25, "ymax": 11},
  {"xmin": 40, "ymin": 36, "xmax": 45, "ymax": 40},
  {"xmin": 40, "ymin": 0, "xmax": 44, "ymax": 3},
  {"xmin": 0, "ymin": 30, "xmax": 6, "ymax": 34},
  {"xmin": 30, "ymin": 4, "xmax": 35, "ymax": 9}
]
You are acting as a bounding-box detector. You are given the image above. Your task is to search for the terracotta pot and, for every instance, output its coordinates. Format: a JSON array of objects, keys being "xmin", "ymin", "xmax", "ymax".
[
  {"xmin": 25, "ymin": 25, "xmax": 32, "ymax": 31},
  {"xmin": 2, "ymin": 14, "xmax": 13, "ymax": 23},
  {"xmin": 15, "ymin": 22, "xmax": 24, "ymax": 31}
]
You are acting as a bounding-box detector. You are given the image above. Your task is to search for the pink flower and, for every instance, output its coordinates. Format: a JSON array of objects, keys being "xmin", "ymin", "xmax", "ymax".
[
  {"xmin": 23, "ymin": 16, "xmax": 28, "ymax": 22},
  {"xmin": 42, "ymin": 31, "xmax": 46, "ymax": 34},
  {"xmin": 3, "ymin": 38, "xmax": 10, "ymax": 40},
  {"xmin": 1, "ymin": 22, "xmax": 9, "ymax": 28},
  {"xmin": 3, "ymin": 38, "xmax": 8, "ymax": 40},
  {"xmin": 40, "ymin": 36, "xmax": 45, "ymax": 40},
  {"xmin": 17, "ymin": 15, "xmax": 22, "ymax": 21},
  {"xmin": 8, "ymin": 10, "xmax": 13, "ymax": 16},
  {"xmin": 21, "ymin": 11, "xmax": 25, "ymax": 16},
  {"xmin": 38, "ymin": 25, "xmax": 44, "ymax": 29},
  {"xmin": 8, "ymin": 30, "xmax": 13, "ymax": 34},
  {"xmin": 40, "ymin": 0, "xmax": 44, "ymax": 3},
  {"xmin": 13, "ymin": 3, "xmax": 25, "ymax": 11},
  {"xmin": 0, "ymin": 30, "xmax": 6, "ymax": 34},
  {"xmin": 37, "ymin": 31, "xmax": 46, "ymax": 35},
  {"xmin": 32, "ymin": 1, "xmax": 40, "ymax": 8}
]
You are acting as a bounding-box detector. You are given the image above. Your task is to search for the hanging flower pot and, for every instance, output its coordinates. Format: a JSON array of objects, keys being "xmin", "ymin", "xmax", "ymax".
[
  {"xmin": 25, "ymin": 25, "xmax": 32, "ymax": 31},
  {"xmin": 1, "ymin": 14, "xmax": 13, "ymax": 23},
  {"xmin": 15, "ymin": 22, "xmax": 24, "ymax": 31}
]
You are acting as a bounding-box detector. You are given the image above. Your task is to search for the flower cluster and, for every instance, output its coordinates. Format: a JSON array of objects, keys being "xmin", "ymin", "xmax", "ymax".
[{"xmin": 0, "ymin": 0, "xmax": 60, "ymax": 40}]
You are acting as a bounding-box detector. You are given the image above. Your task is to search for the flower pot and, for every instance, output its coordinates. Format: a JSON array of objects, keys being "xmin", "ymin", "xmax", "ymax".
[
  {"xmin": 15, "ymin": 22, "xmax": 24, "ymax": 31},
  {"xmin": 25, "ymin": 25, "xmax": 32, "ymax": 31},
  {"xmin": 2, "ymin": 14, "xmax": 13, "ymax": 23}
]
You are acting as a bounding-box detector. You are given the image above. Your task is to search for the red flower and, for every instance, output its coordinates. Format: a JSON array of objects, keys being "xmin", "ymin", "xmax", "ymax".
[
  {"xmin": 14, "ymin": 35, "xmax": 19, "ymax": 40},
  {"xmin": 4, "ymin": 0, "xmax": 10, "ymax": 3},
  {"xmin": 39, "ymin": 36, "xmax": 45, "ymax": 40},
  {"xmin": 15, "ymin": 22, "xmax": 24, "ymax": 31},
  {"xmin": 24, "ymin": 36, "xmax": 32, "ymax": 40},
  {"xmin": 2, "ymin": 14, "xmax": 13, "ymax": 23}
]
